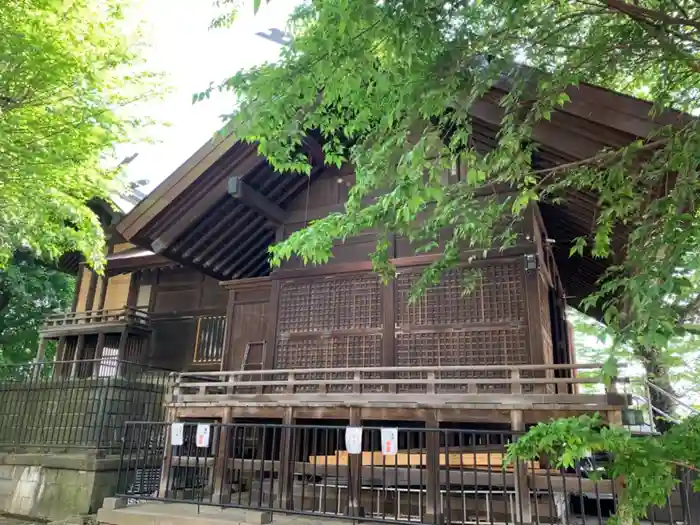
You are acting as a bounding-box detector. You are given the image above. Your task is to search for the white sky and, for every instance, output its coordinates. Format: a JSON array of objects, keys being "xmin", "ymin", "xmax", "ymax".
[{"xmin": 117, "ymin": 0, "xmax": 299, "ymax": 200}]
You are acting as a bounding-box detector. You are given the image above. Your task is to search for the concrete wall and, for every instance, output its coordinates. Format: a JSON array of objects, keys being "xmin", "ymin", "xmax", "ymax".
[{"xmin": 0, "ymin": 453, "xmax": 123, "ymax": 520}]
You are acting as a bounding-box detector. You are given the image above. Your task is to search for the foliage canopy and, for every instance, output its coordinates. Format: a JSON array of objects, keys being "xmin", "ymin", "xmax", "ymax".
[
  {"xmin": 506, "ymin": 413, "xmax": 700, "ymax": 525},
  {"xmin": 0, "ymin": 255, "xmax": 74, "ymax": 368},
  {"xmin": 208, "ymin": 0, "xmax": 700, "ymax": 410},
  {"xmin": 0, "ymin": 0, "xmax": 158, "ymax": 269}
]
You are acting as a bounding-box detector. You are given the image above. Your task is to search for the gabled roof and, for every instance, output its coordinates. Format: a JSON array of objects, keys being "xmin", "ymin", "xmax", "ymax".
[
  {"xmin": 116, "ymin": 129, "xmax": 324, "ymax": 280},
  {"xmin": 115, "ymin": 83, "xmax": 690, "ymax": 307}
]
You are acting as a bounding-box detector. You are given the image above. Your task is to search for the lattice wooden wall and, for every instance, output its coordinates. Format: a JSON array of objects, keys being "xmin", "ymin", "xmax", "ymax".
[
  {"xmin": 271, "ymin": 258, "xmax": 549, "ymax": 391},
  {"xmin": 395, "ymin": 261, "xmax": 528, "ymax": 390},
  {"xmin": 275, "ymin": 274, "xmax": 383, "ymax": 372}
]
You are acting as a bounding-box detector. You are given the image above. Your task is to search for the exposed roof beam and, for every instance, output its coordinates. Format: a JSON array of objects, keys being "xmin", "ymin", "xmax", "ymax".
[
  {"xmin": 211, "ymin": 218, "xmax": 271, "ymax": 273},
  {"xmin": 228, "ymin": 176, "xmax": 287, "ymax": 226},
  {"xmin": 226, "ymin": 232, "xmax": 275, "ymax": 276},
  {"xmin": 118, "ymin": 131, "xmax": 244, "ymax": 239},
  {"xmin": 150, "ymin": 154, "xmax": 267, "ymax": 254},
  {"xmin": 150, "ymin": 175, "xmax": 230, "ymax": 254}
]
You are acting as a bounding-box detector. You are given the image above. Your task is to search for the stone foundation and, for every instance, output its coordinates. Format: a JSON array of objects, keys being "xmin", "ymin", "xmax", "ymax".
[{"xmin": 0, "ymin": 452, "xmax": 122, "ymax": 520}]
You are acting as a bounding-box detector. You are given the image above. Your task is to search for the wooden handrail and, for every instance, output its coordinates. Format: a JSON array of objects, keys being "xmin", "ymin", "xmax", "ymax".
[
  {"xmin": 175, "ymin": 376, "xmax": 618, "ymax": 389},
  {"xmin": 43, "ymin": 306, "xmax": 150, "ymax": 328},
  {"xmin": 170, "ymin": 363, "xmax": 630, "ymax": 401},
  {"xmin": 177, "ymin": 362, "xmax": 604, "ymax": 378}
]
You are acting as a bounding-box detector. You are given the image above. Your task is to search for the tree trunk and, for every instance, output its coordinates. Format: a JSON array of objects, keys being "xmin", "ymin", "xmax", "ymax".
[{"xmin": 637, "ymin": 346, "xmax": 676, "ymax": 433}]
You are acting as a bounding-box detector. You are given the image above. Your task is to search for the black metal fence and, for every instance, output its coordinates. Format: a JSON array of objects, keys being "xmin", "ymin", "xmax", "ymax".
[
  {"xmin": 116, "ymin": 422, "xmax": 695, "ymax": 524},
  {"xmin": 0, "ymin": 360, "xmax": 173, "ymax": 452}
]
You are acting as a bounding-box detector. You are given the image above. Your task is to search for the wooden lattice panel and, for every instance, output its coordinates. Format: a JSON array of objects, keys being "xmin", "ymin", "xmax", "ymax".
[
  {"xmin": 277, "ymin": 274, "xmax": 382, "ymax": 333},
  {"xmin": 274, "ymin": 334, "xmax": 382, "ymax": 392},
  {"xmin": 396, "ymin": 262, "xmax": 524, "ymax": 327},
  {"xmin": 276, "ymin": 334, "xmax": 382, "ymax": 369},
  {"xmin": 395, "ymin": 328, "xmax": 528, "ymax": 392}
]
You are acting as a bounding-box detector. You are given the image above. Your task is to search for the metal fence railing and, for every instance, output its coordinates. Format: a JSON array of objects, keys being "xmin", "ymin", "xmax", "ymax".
[
  {"xmin": 0, "ymin": 360, "xmax": 173, "ymax": 452},
  {"xmin": 116, "ymin": 422, "xmax": 694, "ymax": 525}
]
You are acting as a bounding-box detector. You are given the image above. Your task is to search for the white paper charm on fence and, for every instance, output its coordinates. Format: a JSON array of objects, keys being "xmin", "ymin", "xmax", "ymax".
[
  {"xmin": 170, "ymin": 422, "xmax": 184, "ymax": 446},
  {"xmin": 381, "ymin": 427, "xmax": 398, "ymax": 456},
  {"xmin": 196, "ymin": 424, "xmax": 210, "ymax": 448},
  {"xmin": 345, "ymin": 426, "xmax": 363, "ymax": 454}
]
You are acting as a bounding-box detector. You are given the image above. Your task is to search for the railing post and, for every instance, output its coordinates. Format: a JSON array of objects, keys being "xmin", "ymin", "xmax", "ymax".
[
  {"xmin": 353, "ymin": 370, "xmax": 362, "ymax": 395},
  {"xmin": 287, "ymin": 372, "xmax": 296, "ymax": 394},
  {"xmin": 171, "ymin": 374, "xmax": 181, "ymax": 400},
  {"xmin": 510, "ymin": 369, "xmax": 522, "ymax": 395},
  {"xmin": 226, "ymin": 371, "xmax": 237, "ymax": 396},
  {"xmin": 427, "ymin": 371, "xmax": 436, "ymax": 395},
  {"xmin": 605, "ymin": 377, "xmax": 624, "ymax": 427}
]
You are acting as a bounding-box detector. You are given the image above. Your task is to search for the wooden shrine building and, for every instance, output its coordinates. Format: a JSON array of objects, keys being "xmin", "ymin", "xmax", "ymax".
[
  {"xmin": 26, "ymin": 81, "xmax": 696, "ymax": 524},
  {"xmin": 43, "ymin": 80, "xmax": 694, "ymax": 432}
]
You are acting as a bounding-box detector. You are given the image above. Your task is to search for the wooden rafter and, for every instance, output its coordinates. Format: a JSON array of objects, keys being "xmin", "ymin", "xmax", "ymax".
[{"xmin": 228, "ymin": 176, "xmax": 287, "ymax": 226}]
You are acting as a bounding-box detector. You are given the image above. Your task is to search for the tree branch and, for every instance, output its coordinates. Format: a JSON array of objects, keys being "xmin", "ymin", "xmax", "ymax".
[
  {"xmin": 533, "ymin": 138, "xmax": 669, "ymax": 178},
  {"xmin": 605, "ymin": 0, "xmax": 700, "ymax": 31}
]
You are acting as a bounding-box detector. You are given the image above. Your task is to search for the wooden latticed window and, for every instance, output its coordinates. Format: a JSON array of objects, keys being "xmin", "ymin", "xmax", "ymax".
[
  {"xmin": 274, "ymin": 273, "xmax": 383, "ymax": 390},
  {"xmin": 193, "ymin": 315, "xmax": 226, "ymax": 364},
  {"xmin": 395, "ymin": 261, "xmax": 529, "ymax": 392}
]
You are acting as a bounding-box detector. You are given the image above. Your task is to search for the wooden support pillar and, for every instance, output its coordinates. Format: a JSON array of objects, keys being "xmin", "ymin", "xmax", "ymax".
[
  {"xmin": 84, "ymin": 270, "xmax": 98, "ymax": 312},
  {"xmin": 425, "ymin": 410, "xmax": 442, "ymax": 525},
  {"xmin": 347, "ymin": 407, "xmax": 365, "ymax": 518},
  {"xmin": 35, "ymin": 337, "xmax": 47, "ymax": 363},
  {"xmin": 511, "ymin": 409, "xmax": 533, "ymax": 525},
  {"xmin": 278, "ymin": 408, "xmax": 295, "ymax": 510},
  {"xmin": 56, "ymin": 336, "xmax": 67, "ymax": 361},
  {"xmin": 382, "ymin": 275, "xmax": 396, "ymax": 392},
  {"xmin": 263, "ymin": 280, "xmax": 281, "ymax": 372},
  {"xmin": 32, "ymin": 338, "xmax": 47, "ymax": 379},
  {"xmin": 56, "ymin": 336, "xmax": 67, "ymax": 376},
  {"xmin": 158, "ymin": 415, "xmax": 175, "ymax": 498},
  {"xmin": 605, "ymin": 378, "xmax": 624, "ymax": 427},
  {"xmin": 213, "ymin": 407, "xmax": 232, "ymax": 504},
  {"xmin": 96, "ymin": 275, "xmax": 108, "ymax": 314},
  {"xmin": 71, "ymin": 335, "xmax": 86, "ymax": 378},
  {"xmin": 221, "ymin": 288, "xmax": 236, "ymax": 371},
  {"xmin": 93, "ymin": 332, "xmax": 106, "ymax": 378},
  {"xmin": 117, "ymin": 328, "xmax": 128, "ymax": 376},
  {"xmin": 72, "ymin": 264, "xmax": 85, "ymax": 312}
]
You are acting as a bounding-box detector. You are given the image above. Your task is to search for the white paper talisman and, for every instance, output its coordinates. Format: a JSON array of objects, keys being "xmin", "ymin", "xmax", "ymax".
[
  {"xmin": 170, "ymin": 422, "xmax": 184, "ymax": 446},
  {"xmin": 345, "ymin": 426, "xmax": 363, "ymax": 454},
  {"xmin": 381, "ymin": 427, "xmax": 399, "ymax": 456},
  {"xmin": 196, "ymin": 424, "xmax": 210, "ymax": 448}
]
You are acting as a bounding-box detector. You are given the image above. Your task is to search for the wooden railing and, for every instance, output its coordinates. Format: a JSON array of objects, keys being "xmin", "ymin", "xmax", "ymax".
[
  {"xmin": 169, "ymin": 363, "xmax": 630, "ymax": 409},
  {"xmin": 42, "ymin": 307, "xmax": 150, "ymax": 331}
]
